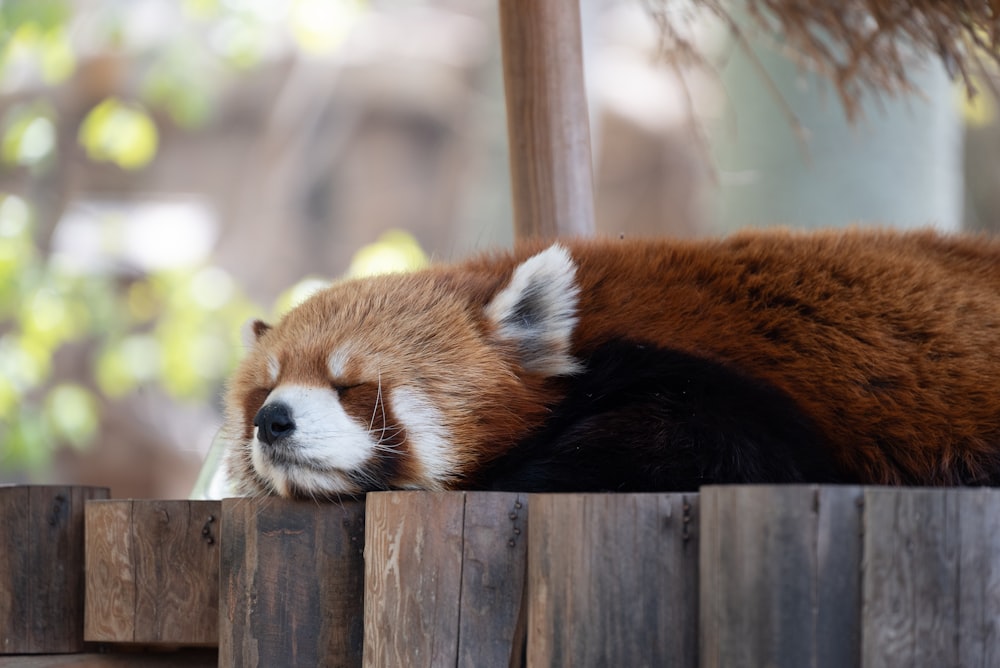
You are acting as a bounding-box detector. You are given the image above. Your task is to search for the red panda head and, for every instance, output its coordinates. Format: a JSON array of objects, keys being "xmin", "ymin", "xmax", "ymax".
[{"xmin": 223, "ymin": 245, "xmax": 580, "ymax": 498}]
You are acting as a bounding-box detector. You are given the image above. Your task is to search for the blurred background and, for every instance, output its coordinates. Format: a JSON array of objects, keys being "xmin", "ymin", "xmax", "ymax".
[{"xmin": 1, "ymin": 0, "xmax": 997, "ymax": 498}]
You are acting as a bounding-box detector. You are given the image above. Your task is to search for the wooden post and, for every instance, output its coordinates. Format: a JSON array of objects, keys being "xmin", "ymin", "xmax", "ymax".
[
  {"xmin": 0, "ymin": 485, "xmax": 109, "ymax": 654},
  {"xmin": 498, "ymin": 0, "xmax": 596, "ymax": 240},
  {"xmin": 862, "ymin": 488, "xmax": 1000, "ymax": 667},
  {"xmin": 84, "ymin": 499, "xmax": 221, "ymax": 646},
  {"xmin": 699, "ymin": 485, "xmax": 864, "ymax": 668},
  {"xmin": 527, "ymin": 493, "xmax": 698, "ymax": 667},
  {"xmin": 219, "ymin": 497, "xmax": 366, "ymax": 668},
  {"xmin": 363, "ymin": 491, "xmax": 529, "ymax": 668}
]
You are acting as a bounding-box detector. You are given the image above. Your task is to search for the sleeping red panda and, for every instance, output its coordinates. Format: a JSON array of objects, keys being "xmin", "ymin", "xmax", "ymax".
[{"xmin": 223, "ymin": 228, "xmax": 1000, "ymax": 498}]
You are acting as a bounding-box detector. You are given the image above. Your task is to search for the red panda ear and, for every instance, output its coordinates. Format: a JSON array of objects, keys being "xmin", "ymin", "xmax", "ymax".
[
  {"xmin": 242, "ymin": 319, "xmax": 271, "ymax": 348},
  {"xmin": 252, "ymin": 320, "xmax": 271, "ymax": 338},
  {"xmin": 485, "ymin": 244, "xmax": 581, "ymax": 377}
]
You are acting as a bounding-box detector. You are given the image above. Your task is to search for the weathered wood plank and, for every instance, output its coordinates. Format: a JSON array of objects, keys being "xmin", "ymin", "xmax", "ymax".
[
  {"xmin": 132, "ymin": 501, "xmax": 220, "ymax": 644},
  {"xmin": 363, "ymin": 491, "xmax": 529, "ymax": 668},
  {"xmin": 457, "ymin": 492, "xmax": 529, "ymax": 668},
  {"xmin": 363, "ymin": 492, "xmax": 466, "ymax": 668},
  {"xmin": 0, "ymin": 648, "xmax": 217, "ymax": 667},
  {"xmin": 862, "ymin": 488, "xmax": 1000, "ymax": 667},
  {"xmin": 220, "ymin": 497, "xmax": 366, "ymax": 668},
  {"xmin": 1, "ymin": 485, "xmax": 109, "ymax": 654},
  {"xmin": 700, "ymin": 485, "xmax": 863, "ymax": 668},
  {"xmin": 527, "ymin": 493, "xmax": 698, "ymax": 668},
  {"xmin": 84, "ymin": 500, "xmax": 220, "ymax": 646},
  {"xmin": 83, "ymin": 500, "xmax": 135, "ymax": 643},
  {"xmin": 956, "ymin": 489, "xmax": 1000, "ymax": 667},
  {"xmin": 498, "ymin": 0, "xmax": 595, "ymax": 240},
  {"xmin": 814, "ymin": 486, "xmax": 865, "ymax": 663}
]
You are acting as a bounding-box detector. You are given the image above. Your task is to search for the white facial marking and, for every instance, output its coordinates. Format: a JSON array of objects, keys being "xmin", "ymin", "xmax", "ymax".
[
  {"xmin": 485, "ymin": 244, "xmax": 581, "ymax": 377},
  {"xmin": 392, "ymin": 386, "xmax": 455, "ymax": 489},
  {"xmin": 328, "ymin": 346, "xmax": 352, "ymax": 380},
  {"xmin": 266, "ymin": 354, "xmax": 280, "ymax": 385},
  {"xmin": 251, "ymin": 384, "xmax": 376, "ymax": 494}
]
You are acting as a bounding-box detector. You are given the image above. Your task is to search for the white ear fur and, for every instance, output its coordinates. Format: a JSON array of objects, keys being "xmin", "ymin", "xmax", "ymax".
[
  {"xmin": 485, "ymin": 244, "xmax": 581, "ymax": 376},
  {"xmin": 241, "ymin": 318, "xmax": 270, "ymax": 349}
]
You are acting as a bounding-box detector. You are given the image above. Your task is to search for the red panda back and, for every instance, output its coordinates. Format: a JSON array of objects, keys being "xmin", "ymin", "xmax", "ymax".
[{"xmin": 556, "ymin": 229, "xmax": 1000, "ymax": 484}]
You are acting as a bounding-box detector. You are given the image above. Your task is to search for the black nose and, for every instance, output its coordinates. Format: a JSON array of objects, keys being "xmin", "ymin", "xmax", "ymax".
[{"xmin": 253, "ymin": 402, "xmax": 296, "ymax": 446}]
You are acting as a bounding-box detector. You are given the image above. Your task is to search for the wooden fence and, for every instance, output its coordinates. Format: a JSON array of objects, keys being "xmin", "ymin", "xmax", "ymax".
[{"xmin": 3, "ymin": 484, "xmax": 999, "ymax": 667}]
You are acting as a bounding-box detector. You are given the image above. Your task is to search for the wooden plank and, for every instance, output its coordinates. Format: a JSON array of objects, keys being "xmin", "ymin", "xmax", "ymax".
[
  {"xmin": 457, "ymin": 492, "xmax": 529, "ymax": 668},
  {"xmin": 363, "ymin": 492, "xmax": 466, "ymax": 667},
  {"xmin": 498, "ymin": 0, "xmax": 595, "ymax": 240},
  {"xmin": 862, "ymin": 488, "xmax": 957, "ymax": 667},
  {"xmin": 0, "ymin": 649, "xmax": 217, "ymax": 667},
  {"xmin": 363, "ymin": 491, "xmax": 529, "ymax": 668},
  {"xmin": 84, "ymin": 500, "xmax": 220, "ymax": 646},
  {"xmin": 699, "ymin": 485, "xmax": 863, "ymax": 668},
  {"xmin": 220, "ymin": 497, "xmax": 366, "ymax": 668},
  {"xmin": 861, "ymin": 488, "xmax": 1000, "ymax": 667},
  {"xmin": 956, "ymin": 489, "xmax": 1000, "ymax": 667},
  {"xmin": 814, "ymin": 486, "xmax": 865, "ymax": 663},
  {"xmin": 527, "ymin": 493, "xmax": 698, "ymax": 668},
  {"xmin": 0, "ymin": 485, "xmax": 109, "ymax": 654},
  {"xmin": 84, "ymin": 500, "xmax": 135, "ymax": 643},
  {"xmin": 131, "ymin": 501, "xmax": 220, "ymax": 644}
]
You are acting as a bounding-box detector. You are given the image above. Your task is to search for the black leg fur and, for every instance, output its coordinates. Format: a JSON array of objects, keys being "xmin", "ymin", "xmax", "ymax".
[{"xmin": 478, "ymin": 340, "xmax": 851, "ymax": 492}]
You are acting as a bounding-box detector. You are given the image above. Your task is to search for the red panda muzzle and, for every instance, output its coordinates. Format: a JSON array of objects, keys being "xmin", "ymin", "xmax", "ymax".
[{"xmin": 254, "ymin": 403, "xmax": 295, "ymax": 446}]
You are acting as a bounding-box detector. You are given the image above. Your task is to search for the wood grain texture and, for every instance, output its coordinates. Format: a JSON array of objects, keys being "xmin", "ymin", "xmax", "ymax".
[
  {"xmin": 699, "ymin": 485, "xmax": 863, "ymax": 668},
  {"xmin": 363, "ymin": 491, "xmax": 529, "ymax": 668},
  {"xmin": 84, "ymin": 500, "xmax": 220, "ymax": 646},
  {"xmin": 0, "ymin": 649, "xmax": 217, "ymax": 667},
  {"xmin": 862, "ymin": 488, "xmax": 1000, "ymax": 667},
  {"xmin": 457, "ymin": 492, "xmax": 529, "ymax": 668},
  {"xmin": 84, "ymin": 501, "xmax": 134, "ymax": 643},
  {"xmin": 220, "ymin": 497, "xmax": 366, "ymax": 668},
  {"xmin": 956, "ymin": 489, "xmax": 1000, "ymax": 667},
  {"xmin": 527, "ymin": 493, "xmax": 698, "ymax": 668},
  {"xmin": 0, "ymin": 485, "xmax": 109, "ymax": 654},
  {"xmin": 363, "ymin": 492, "xmax": 465, "ymax": 668},
  {"xmin": 498, "ymin": 0, "xmax": 595, "ymax": 240}
]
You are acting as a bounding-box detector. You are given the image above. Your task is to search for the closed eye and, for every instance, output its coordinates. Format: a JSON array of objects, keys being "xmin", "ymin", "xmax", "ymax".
[{"xmin": 332, "ymin": 382, "xmax": 364, "ymax": 394}]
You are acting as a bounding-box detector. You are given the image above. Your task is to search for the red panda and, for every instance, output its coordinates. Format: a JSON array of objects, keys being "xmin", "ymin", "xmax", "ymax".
[{"xmin": 223, "ymin": 228, "xmax": 1000, "ymax": 499}]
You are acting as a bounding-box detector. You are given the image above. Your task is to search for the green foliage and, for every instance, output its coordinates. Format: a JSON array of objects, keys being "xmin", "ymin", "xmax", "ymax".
[
  {"xmin": 1, "ymin": 101, "xmax": 57, "ymax": 167},
  {"xmin": 0, "ymin": 1, "xmax": 76, "ymax": 85},
  {"xmin": 0, "ymin": 202, "xmax": 426, "ymax": 473},
  {"xmin": 141, "ymin": 45, "xmax": 215, "ymax": 129},
  {"xmin": 45, "ymin": 384, "xmax": 99, "ymax": 448},
  {"xmin": 181, "ymin": 0, "xmax": 222, "ymax": 21},
  {"xmin": 0, "ymin": 0, "xmax": 72, "ymax": 33},
  {"xmin": 0, "ymin": 0, "xmax": 372, "ymax": 475},
  {"xmin": 0, "ymin": 195, "xmax": 261, "ymax": 472},
  {"xmin": 345, "ymin": 229, "xmax": 429, "ymax": 278},
  {"xmin": 0, "ymin": 0, "xmax": 370, "ymax": 176},
  {"xmin": 273, "ymin": 230, "xmax": 429, "ymax": 317},
  {"xmin": 289, "ymin": 0, "xmax": 364, "ymax": 55},
  {"xmin": 78, "ymin": 98, "xmax": 159, "ymax": 170}
]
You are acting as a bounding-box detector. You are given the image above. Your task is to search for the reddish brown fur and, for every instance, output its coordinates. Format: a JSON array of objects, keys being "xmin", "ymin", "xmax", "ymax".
[
  {"xmin": 225, "ymin": 228, "xmax": 1000, "ymax": 491},
  {"xmin": 224, "ymin": 270, "xmax": 555, "ymax": 491},
  {"xmin": 546, "ymin": 230, "xmax": 1000, "ymax": 484}
]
